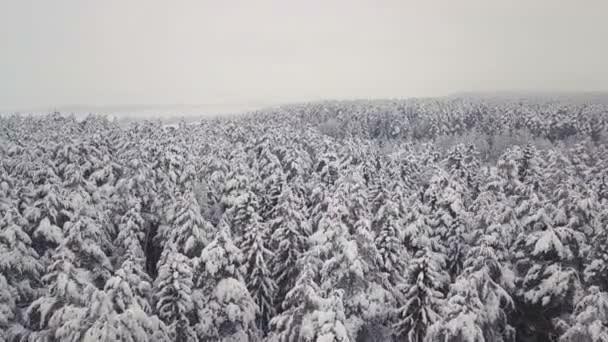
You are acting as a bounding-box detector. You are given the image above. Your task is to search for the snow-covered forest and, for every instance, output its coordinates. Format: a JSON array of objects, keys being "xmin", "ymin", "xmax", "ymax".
[{"xmin": 1, "ymin": 97, "xmax": 608, "ymax": 342}]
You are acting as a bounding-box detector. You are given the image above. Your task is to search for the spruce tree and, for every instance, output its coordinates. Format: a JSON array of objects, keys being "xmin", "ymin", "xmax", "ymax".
[
  {"xmin": 394, "ymin": 246, "xmax": 447, "ymax": 342},
  {"xmin": 238, "ymin": 210, "xmax": 277, "ymax": 335},
  {"xmin": 269, "ymin": 185, "xmax": 311, "ymax": 309},
  {"xmin": 194, "ymin": 225, "xmax": 258, "ymax": 342},
  {"xmin": 559, "ymin": 286, "xmax": 608, "ymax": 342},
  {"xmin": 153, "ymin": 248, "xmax": 198, "ymax": 342}
]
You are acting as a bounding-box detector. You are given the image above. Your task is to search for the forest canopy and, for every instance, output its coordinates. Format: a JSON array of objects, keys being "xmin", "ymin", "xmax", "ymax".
[{"xmin": 1, "ymin": 97, "xmax": 608, "ymax": 342}]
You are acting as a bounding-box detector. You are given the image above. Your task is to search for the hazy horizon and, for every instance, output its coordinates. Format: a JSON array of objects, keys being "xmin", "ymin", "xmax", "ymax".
[
  {"xmin": 4, "ymin": 90, "xmax": 608, "ymax": 118},
  {"xmin": 2, "ymin": 0, "xmax": 607, "ymax": 113}
]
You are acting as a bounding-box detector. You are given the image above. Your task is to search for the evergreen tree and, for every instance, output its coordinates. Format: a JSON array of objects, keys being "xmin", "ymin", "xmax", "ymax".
[
  {"xmin": 0, "ymin": 275, "xmax": 17, "ymax": 342},
  {"xmin": 512, "ymin": 202, "xmax": 584, "ymax": 340},
  {"xmin": 268, "ymin": 255, "xmax": 350, "ymax": 342},
  {"xmin": 238, "ymin": 210, "xmax": 277, "ymax": 335},
  {"xmin": 559, "ymin": 286, "xmax": 608, "ymax": 342},
  {"xmin": 153, "ymin": 249, "xmax": 198, "ymax": 342},
  {"xmin": 394, "ymin": 247, "xmax": 447, "ymax": 342},
  {"xmin": 79, "ymin": 273, "xmax": 171, "ymax": 342},
  {"xmin": 427, "ymin": 172, "xmax": 472, "ymax": 280},
  {"xmin": 304, "ymin": 290, "xmax": 351, "ymax": 342},
  {"xmin": 220, "ymin": 168, "xmax": 250, "ymax": 220},
  {"xmin": 318, "ymin": 208, "xmax": 392, "ymax": 340},
  {"xmin": 194, "ymin": 226, "xmax": 258, "ymax": 342},
  {"xmin": 426, "ymin": 235, "xmax": 515, "ymax": 342},
  {"xmin": 269, "ymin": 185, "xmax": 312, "ymax": 309},
  {"xmin": 113, "ymin": 207, "xmax": 147, "ymax": 266},
  {"xmin": 584, "ymin": 226, "xmax": 608, "ymax": 291},
  {"xmin": 230, "ymin": 186, "xmax": 262, "ymax": 236},
  {"xmin": 400, "ymin": 196, "xmax": 432, "ymax": 253},
  {"xmin": 472, "ymin": 168, "xmax": 520, "ymax": 254},
  {"xmin": 23, "ymin": 183, "xmax": 65, "ymax": 256},
  {"xmin": 373, "ymin": 194, "xmax": 408, "ymax": 288},
  {"xmin": 158, "ymin": 190, "xmax": 212, "ymax": 258},
  {"xmin": 258, "ymin": 144, "xmax": 286, "ymax": 221},
  {"xmin": 0, "ymin": 206, "xmax": 43, "ymax": 304},
  {"xmin": 26, "ymin": 248, "xmax": 92, "ymax": 341},
  {"xmin": 61, "ymin": 206, "xmax": 113, "ymax": 286}
]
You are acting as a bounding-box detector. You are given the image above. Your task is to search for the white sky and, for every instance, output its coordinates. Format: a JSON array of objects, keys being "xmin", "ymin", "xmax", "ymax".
[{"xmin": 1, "ymin": 0, "xmax": 607, "ymax": 111}]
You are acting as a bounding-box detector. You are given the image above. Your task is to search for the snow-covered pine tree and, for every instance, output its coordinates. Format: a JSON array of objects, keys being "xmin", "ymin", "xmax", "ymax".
[
  {"xmin": 568, "ymin": 185, "xmax": 599, "ymax": 238},
  {"xmin": 281, "ymin": 143, "xmax": 313, "ymax": 182},
  {"xmin": 110, "ymin": 156, "xmax": 157, "ymax": 226},
  {"xmin": 82, "ymin": 271, "xmax": 171, "ymax": 342},
  {"xmin": 336, "ymin": 167, "xmax": 370, "ymax": 232},
  {"xmin": 302, "ymin": 289, "xmax": 350, "ymax": 342},
  {"xmin": 220, "ymin": 166, "xmax": 251, "ymax": 222},
  {"xmin": 268, "ymin": 257, "xmax": 320, "ymax": 342},
  {"xmin": 22, "ymin": 182, "xmax": 65, "ymax": 257},
  {"xmin": 308, "ymin": 171, "xmax": 393, "ymax": 340},
  {"xmin": 268, "ymin": 253, "xmax": 350, "ymax": 342},
  {"xmin": 0, "ymin": 206, "xmax": 43, "ymax": 305},
  {"xmin": 458, "ymin": 234, "xmax": 515, "ymax": 341},
  {"xmin": 373, "ymin": 192, "xmax": 409, "ymax": 289},
  {"xmin": 316, "ymin": 151, "xmax": 340, "ymax": 186},
  {"xmin": 46, "ymin": 210, "xmax": 168, "ymax": 341},
  {"xmin": 61, "ymin": 205, "xmax": 113, "ymax": 287},
  {"xmin": 113, "ymin": 206, "xmax": 146, "ymax": 266},
  {"xmin": 472, "ymin": 167, "xmax": 520, "ymax": 255},
  {"xmin": 203, "ymin": 154, "xmax": 230, "ymax": 225},
  {"xmin": 229, "ymin": 184, "xmax": 262, "ymax": 236},
  {"xmin": 158, "ymin": 142, "xmax": 194, "ymax": 191},
  {"xmin": 369, "ymin": 176, "xmax": 388, "ymax": 219},
  {"xmin": 269, "ymin": 184, "xmax": 312, "ymax": 311},
  {"xmin": 394, "ymin": 247, "xmax": 447, "ymax": 342},
  {"xmin": 111, "ymin": 203, "xmax": 158, "ymax": 313},
  {"xmin": 424, "ymin": 274, "xmax": 487, "ymax": 342},
  {"xmin": 496, "ymin": 148, "xmax": 527, "ymax": 198},
  {"xmin": 151, "ymin": 144, "xmax": 188, "ymax": 231},
  {"xmin": 444, "ymin": 143, "xmax": 481, "ymax": 196},
  {"xmin": 559, "ymin": 286, "xmax": 608, "ymax": 342},
  {"xmin": 0, "ymin": 275, "xmax": 17, "ymax": 342},
  {"xmin": 512, "ymin": 202, "xmax": 584, "ymax": 341},
  {"xmin": 423, "ymin": 171, "xmax": 452, "ymax": 225},
  {"xmin": 584, "ymin": 225, "xmax": 608, "ymax": 291},
  {"xmin": 351, "ymin": 218, "xmax": 396, "ymax": 341},
  {"xmin": 153, "ymin": 248, "xmax": 198, "ymax": 342},
  {"xmin": 425, "ymin": 234, "xmax": 515, "ymax": 342},
  {"xmin": 257, "ymin": 140, "xmax": 286, "ymax": 222},
  {"xmin": 238, "ymin": 208, "xmax": 277, "ymax": 335},
  {"xmin": 25, "ymin": 247, "xmax": 92, "ymax": 341},
  {"xmin": 117, "ymin": 259, "xmax": 154, "ymax": 313},
  {"xmin": 400, "ymin": 195, "xmax": 432, "ymax": 253},
  {"xmin": 426, "ymin": 171, "xmax": 473, "ymax": 281},
  {"xmin": 194, "ymin": 224, "xmax": 258, "ymax": 342},
  {"xmin": 551, "ymin": 177, "xmax": 594, "ymax": 272},
  {"xmin": 520, "ymin": 144, "xmax": 547, "ymax": 190},
  {"xmin": 443, "ymin": 213, "xmax": 471, "ymax": 280},
  {"xmin": 157, "ymin": 190, "xmax": 212, "ymax": 258}
]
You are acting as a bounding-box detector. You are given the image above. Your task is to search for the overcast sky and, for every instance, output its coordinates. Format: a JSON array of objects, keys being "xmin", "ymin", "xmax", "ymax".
[{"xmin": 1, "ymin": 0, "xmax": 607, "ymax": 111}]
